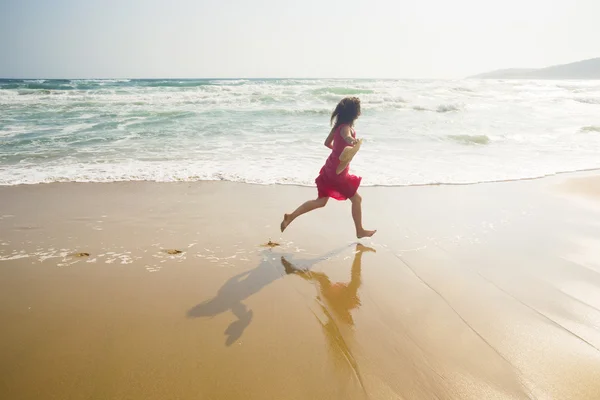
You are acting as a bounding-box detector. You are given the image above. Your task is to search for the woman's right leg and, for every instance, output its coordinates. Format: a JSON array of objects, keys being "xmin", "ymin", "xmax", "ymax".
[
  {"xmin": 350, "ymin": 193, "xmax": 376, "ymax": 238},
  {"xmin": 281, "ymin": 197, "xmax": 329, "ymax": 232}
]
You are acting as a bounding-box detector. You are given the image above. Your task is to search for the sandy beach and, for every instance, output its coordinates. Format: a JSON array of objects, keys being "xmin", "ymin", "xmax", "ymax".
[{"xmin": 1, "ymin": 174, "xmax": 600, "ymax": 399}]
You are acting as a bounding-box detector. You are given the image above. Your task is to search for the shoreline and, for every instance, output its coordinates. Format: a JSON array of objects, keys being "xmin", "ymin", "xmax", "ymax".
[{"xmin": 3, "ymin": 165, "xmax": 600, "ymax": 189}]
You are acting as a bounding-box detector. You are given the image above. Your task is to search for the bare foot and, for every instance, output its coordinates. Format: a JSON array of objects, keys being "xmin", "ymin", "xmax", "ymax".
[
  {"xmin": 356, "ymin": 229, "xmax": 377, "ymax": 239},
  {"xmin": 280, "ymin": 214, "xmax": 292, "ymax": 232}
]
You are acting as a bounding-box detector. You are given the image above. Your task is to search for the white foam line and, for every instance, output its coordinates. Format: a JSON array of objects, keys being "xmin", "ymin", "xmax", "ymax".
[{"xmin": 0, "ymin": 254, "xmax": 31, "ymax": 261}]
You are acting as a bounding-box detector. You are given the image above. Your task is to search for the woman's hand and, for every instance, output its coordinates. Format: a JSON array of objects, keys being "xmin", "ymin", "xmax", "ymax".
[{"xmin": 344, "ymin": 135, "xmax": 358, "ymax": 146}]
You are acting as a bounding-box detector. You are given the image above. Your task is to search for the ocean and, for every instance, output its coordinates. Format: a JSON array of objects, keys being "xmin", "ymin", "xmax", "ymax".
[{"xmin": 1, "ymin": 78, "xmax": 599, "ymax": 186}]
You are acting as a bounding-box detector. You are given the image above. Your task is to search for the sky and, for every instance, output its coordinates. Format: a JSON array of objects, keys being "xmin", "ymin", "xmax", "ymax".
[{"xmin": 0, "ymin": 0, "xmax": 598, "ymax": 79}]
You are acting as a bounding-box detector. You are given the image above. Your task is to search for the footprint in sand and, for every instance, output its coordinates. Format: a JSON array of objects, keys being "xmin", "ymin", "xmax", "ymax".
[
  {"xmin": 72, "ymin": 252, "xmax": 90, "ymax": 257},
  {"xmin": 163, "ymin": 249, "xmax": 183, "ymax": 255}
]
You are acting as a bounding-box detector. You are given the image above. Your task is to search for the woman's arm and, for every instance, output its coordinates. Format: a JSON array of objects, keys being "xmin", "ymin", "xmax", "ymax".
[
  {"xmin": 340, "ymin": 125, "xmax": 358, "ymax": 146},
  {"xmin": 324, "ymin": 127, "xmax": 335, "ymax": 149}
]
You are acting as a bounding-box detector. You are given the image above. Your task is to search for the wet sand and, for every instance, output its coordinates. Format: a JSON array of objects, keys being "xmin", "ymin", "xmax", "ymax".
[{"xmin": 1, "ymin": 175, "xmax": 600, "ymax": 399}]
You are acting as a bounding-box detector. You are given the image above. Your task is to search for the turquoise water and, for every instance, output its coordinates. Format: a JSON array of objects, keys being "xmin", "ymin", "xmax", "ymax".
[{"xmin": 1, "ymin": 78, "xmax": 600, "ymax": 185}]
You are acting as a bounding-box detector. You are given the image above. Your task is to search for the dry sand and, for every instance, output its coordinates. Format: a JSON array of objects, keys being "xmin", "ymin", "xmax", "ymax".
[{"xmin": 1, "ymin": 175, "xmax": 600, "ymax": 399}]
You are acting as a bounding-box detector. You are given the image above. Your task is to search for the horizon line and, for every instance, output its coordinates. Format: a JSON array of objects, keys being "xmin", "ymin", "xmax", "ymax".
[{"xmin": 0, "ymin": 76, "xmax": 460, "ymax": 81}]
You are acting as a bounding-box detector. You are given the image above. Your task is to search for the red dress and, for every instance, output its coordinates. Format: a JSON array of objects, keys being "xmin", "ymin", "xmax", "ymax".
[{"xmin": 315, "ymin": 124, "xmax": 362, "ymax": 200}]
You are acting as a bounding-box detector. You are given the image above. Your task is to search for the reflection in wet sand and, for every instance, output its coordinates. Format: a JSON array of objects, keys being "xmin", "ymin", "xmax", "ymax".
[{"xmin": 282, "ymin": 244, "xmax": 376, "ymax": 396}]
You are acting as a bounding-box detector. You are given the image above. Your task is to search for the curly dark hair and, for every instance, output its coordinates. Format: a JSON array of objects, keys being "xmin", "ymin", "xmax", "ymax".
[{"xmin": 330, "ymin": 97, "xmax": 361, "ymax": 127}]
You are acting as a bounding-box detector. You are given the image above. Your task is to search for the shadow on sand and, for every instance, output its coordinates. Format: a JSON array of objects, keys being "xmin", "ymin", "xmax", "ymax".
[{"xmin": 187, "ymin": 245, "xmax": 353, "ymax": 346}]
